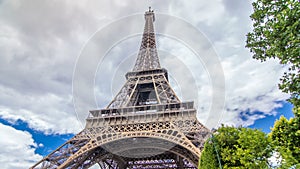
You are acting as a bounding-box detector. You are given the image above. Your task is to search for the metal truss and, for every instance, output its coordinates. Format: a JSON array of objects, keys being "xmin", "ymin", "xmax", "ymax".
[
  {"xmin": 133, "ymin": 8, "xmax": 160, "ymax": 71},
  {"xmin": 107, "ymin": 69, "xmax": 180, "ymax": 108},
  {"xmin": 31, "ymin": 102, "xmax": 210, "ymax": 169},
  {"xmin": 33, "ymin": 102, "xmax": 210, "ymax": 168},
  {"xmin": 31, "ymin": 8, "xmax": 211, "ymax": 169}
]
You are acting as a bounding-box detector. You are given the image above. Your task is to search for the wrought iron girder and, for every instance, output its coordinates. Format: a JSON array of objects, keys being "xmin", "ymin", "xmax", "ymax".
[
  {"xmin": 58, "ymin": 119, "xmax": 207, "ymax": 167},
  {"xmin": 107, "ymin": 72, "xmax": 180, "ymax": 109},
  {"xmin": 30, "ymin": 139, "xmax": 89, "ymax": 169},
  {"xmin": 133, "ymin": 9, "xmax": 160, "ymax": 71},
  {"xmin": 81, "ymin": 146, "xmax": 198, "ymax": 169},
  {"xmin": 31, "ymin": 8, "xmax": 211, "ymax": 169},
  {"xmin": 33, "ymin": 118, "xmax": 208, "ymax": 168}
]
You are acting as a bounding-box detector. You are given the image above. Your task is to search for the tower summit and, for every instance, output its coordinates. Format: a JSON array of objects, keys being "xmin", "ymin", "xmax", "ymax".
[
  {"xmin": 133, "ymin": 7, "xmax": 160, "ymax": 71},
  {"xmin": 31, "ymin": 8, "xmax": 210, "ymax": 169},
  {"xmin": 107, "ymin": 8, "xmax": 180, "ymax": 109}
]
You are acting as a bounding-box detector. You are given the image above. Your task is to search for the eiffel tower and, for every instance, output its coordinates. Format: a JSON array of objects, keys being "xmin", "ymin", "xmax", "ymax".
[{"xmin": 31, "ymin": 8, "xmax": 210, "ymax": 169}]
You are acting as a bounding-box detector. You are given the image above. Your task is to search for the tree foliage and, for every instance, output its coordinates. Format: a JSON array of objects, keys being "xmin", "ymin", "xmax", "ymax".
[
  {"xmin": 199, "ymin": 126, "xmax": 272, "ymax": 169},
  {"xmin": 269, "ymin": 115, "xmax": 300, "ymax": 168},
  {"xmin": 246, "ymin": 0, "xmax": 300, "ymax": 107},
  {"xmin": 246, "ymin": 0, "xmax": 300, "ymax": 167},
  {"xmin": 198, "ymin": 139, "xmax": 219, "ymax": 169},
  {"xmin": 201, "ymin": 1, "xmax": 299, "ymax": 167}
]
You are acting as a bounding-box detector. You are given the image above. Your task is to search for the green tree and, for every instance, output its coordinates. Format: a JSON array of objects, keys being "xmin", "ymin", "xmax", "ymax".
[
  {"xmin": 246, "ymin": 0, "xmax": 300, "ymax": 167},
  {"xmin": 198, "ymin": 139, "xmax": 219, "ymax": 169},
  {"xmin": 199, "ymin": 126, "xmax": 272, "ymax": 169},
  {"xmin": 269, "ymin": 114, "xmax": 300, "ymax": 168},
  {"xmin": 246, "ymin": 0, "xmax": 300, "ymax": 107}
]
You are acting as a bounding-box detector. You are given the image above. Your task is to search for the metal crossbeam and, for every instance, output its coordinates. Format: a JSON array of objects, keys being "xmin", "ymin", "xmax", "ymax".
[{"xmin": 31, "ymin": 8, "xmax": 210, "ymax": 169}]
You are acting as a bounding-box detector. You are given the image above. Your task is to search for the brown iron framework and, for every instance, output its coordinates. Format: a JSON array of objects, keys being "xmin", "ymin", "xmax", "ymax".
[{"xmin": 31, "ymin": 7, "xmax": 210, "ymax": 169}]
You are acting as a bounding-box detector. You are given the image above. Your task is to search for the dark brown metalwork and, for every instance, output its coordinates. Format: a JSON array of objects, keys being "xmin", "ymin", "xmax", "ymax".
[{"xmin": 31, "ymin": 7, "xmax": 210, "ymax": 169}]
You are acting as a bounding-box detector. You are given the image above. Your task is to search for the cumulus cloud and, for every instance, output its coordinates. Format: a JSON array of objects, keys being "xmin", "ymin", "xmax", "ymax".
[
  {"xmin": 0, "ymin": 0, "xmax": 292, "ymax": 167},
  {"xmin": 0, "ymin": 0, "xmax": 102, "ymax": 134},
  {"xmin": 0, "ymin": 123, "xmax": 42, "ymax": 169},
  {"xmin": 0, "ymin": 0, "xmax": 290, "ymax": 134},
  {"xmin": 0, "ymin": 77, "xmax": 82, "ymax": 134}
]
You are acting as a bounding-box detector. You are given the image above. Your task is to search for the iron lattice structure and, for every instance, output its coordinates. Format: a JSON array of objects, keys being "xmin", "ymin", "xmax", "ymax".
[{"xmin": 31, "ymin": 8, "xmax": 210, "ymax": 169}]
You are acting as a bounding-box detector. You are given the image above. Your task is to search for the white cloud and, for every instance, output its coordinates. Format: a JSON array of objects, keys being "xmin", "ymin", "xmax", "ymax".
[
  {"xmin": 152, "ymin": 30, "xmax": 289, "ymax": 128},
  {"xmin": 268, "ymin": 151, "xmax": 282, "ymax": 167},
  {"xmin": 171, "ymin": 0, "xmax": 227, "ymax": 26},
  {"xmin": 89, "ymin": 164, "xmax": 101, "ymax": 169},
  {"xmin": 0, "ymin": 123, "xmax": 42, "ymax": 169},
  {"xmin": 214, "ymin": 35, "xmax": 289, "ymax": 127},
  {"xmin": 0, "ymin": 1, "xmax": 293, "ymax": 168},
  {"xmin": 0, "ymin": 88, "xmax": 82, "ymax": 134},
  {"xmin": 0, "ymin": 0, "xmax": 291, "ymax": 142}
]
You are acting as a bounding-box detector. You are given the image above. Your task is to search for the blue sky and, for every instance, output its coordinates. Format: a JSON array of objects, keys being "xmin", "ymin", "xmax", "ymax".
[
  {"xmin": 0, "ymin": 0, "xmax": 294, "ymax": 168},
  {"xmin": 249, "ymin": 102, "xmax": 294, "ymax": 133},
  {"xmin": 0, "ymin": 118, "xmax": 73, "ymax": 156}
]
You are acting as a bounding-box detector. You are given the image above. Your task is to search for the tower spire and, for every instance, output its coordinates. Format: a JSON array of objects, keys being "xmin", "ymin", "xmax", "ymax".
[
  {"xmin": 133, "ymin": 8, "xmax": 161, "ymax": 71},
  {"xmin": 30, "ymin": 8, "xmax": 210, "ymax": 169}
]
